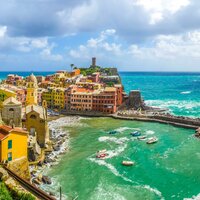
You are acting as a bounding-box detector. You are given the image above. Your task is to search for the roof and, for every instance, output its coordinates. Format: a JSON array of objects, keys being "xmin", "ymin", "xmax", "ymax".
[
  {"xmin": 25, "ymin": 105, "xmax": 46, "ymax": 120},
  {"xmin": 104, "ymin": 87, "xmax": 117, "ymax": 92},
  {"xmin": 3, "ymin": 97, "xmax": 21, "ymax": 106},
  {"xmin": 0, "ymin": 125, "xmax": 28, "ymax": 141},
  {"xmin": 29, "ymin": 73, "xmax": 37, "ymax": 84}
]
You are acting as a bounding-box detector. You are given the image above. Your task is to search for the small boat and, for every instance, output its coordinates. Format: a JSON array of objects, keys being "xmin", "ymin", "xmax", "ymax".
[
  {"xmin": 130, "ymin": 131, "xmax": 141, "ymax": 137},
  {"xmin": 122, "ymin": 161, "xmax": 134, "ymax": 166},
  {"xmin": 146, "ymin": 137, "xmax": 158, "ymax": 144},
  {"xmin": 96, "ymin": 149, "xmax": 108, "ymax": 159},
  {"xmin": 137, "ymin": 135, "xmax": 147, "ymax": 140},
  {"xmin": 109, "ymin": 130, "xmax": 117, "ymax": 135},
  {"xmin": 96, "ymin": 149, "xmax": 107, "ymax": 154},
  {"xmin": 96, "ymin": 153, "xmax": 107, "ymax": 159}
]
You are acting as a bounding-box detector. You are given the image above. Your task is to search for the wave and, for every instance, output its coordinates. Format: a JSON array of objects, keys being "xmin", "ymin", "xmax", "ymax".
[
  {"xmin": 180, "ymin": 91, "xmax": 192, "ymax": 94},
  {"xmin": 184, "ymin": 193, "xmax": 200, "ymax": 200},
  {"xmin": 98, "ymin": 136, "xmax": 129, "ymax": 144},
  {"xmin": 114, "ymin": 127, "xmax": 141, "ymax": 132},
  {"xmin": 146, "ymin": 99, "xmax": 200, "ymax": 117},
  {"xmin": 145, "ymin": 130, "xmax": 155, "ymax": 135},
  {"xmin": 89, "ymin": 158, "xmax": 164, "ymax": 199}
]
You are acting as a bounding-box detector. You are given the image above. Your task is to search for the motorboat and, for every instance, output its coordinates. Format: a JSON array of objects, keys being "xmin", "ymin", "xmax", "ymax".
[
  {"xmin": 122, "ymin": 161, "xmax": 134, "ymax": 166},
  {"xmin": 109, "ymin": 130, "xmax": 117, "ymax": 135},
  {"xmin": 130, "ymin": 131, "xmax": 141, "ymax": 137},
  {"xmin": 96, "ymin": 149, "xmax": 108, "ymax": 159},
  {"xmin": 137, "ymin": 135, "xmax": 147, "ymax": 140},
  {"xmin": 146, "ymin": 137, "xmax": 158, "ymax": 144}
]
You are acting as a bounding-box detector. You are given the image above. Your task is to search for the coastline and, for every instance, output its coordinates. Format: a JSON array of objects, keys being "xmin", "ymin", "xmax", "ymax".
[{"xmin": 33, "ymin": 112, "xmax": 199, "ymax": 199}]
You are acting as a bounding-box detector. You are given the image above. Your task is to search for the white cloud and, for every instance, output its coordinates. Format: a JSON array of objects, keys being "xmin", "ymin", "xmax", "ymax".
[
  {"xmin": 0, "ymin": 26, "xmax": 7, "ymax": 37},
  {"xmin": 40, "ymin": 46, "xmax": 63, "ymax": 61},
  {"xmin": 135, "ymin": 0, "xmax": 190, "ymax": 24},
  {"xmin": 69, "ymin": 29, "xmax": 122, "ymax": 59}
]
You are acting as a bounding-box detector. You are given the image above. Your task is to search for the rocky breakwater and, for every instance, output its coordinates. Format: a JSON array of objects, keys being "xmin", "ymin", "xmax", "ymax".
[{"xmin": 30, "ymin": 116, "xmax": 81, "ymax": 193}]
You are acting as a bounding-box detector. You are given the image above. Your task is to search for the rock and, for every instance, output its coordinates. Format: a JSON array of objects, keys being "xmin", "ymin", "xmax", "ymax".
[
  {"xmin": 42, "ymin": 175, "xmax": 52, "ymax": 185},
  {"xmin": 49, "ymin": 191, "xmax": 55, "ymax": 196},
  {"xmin": 53, "ymin": 145, "xmax": 60, "ymax": 151},
  {"xmin": 32, "ymin": 178, "xmax": 41, "ymax": 185}
]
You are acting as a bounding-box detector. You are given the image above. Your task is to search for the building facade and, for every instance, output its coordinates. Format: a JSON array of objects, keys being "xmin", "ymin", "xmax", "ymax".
[
  {"xmin": 2, "ymin": 97, "xmax": 22, "ymax": 127},
  {"xmin": 0, "ymin": 125, "xmax": 28, "ymax": 162}
]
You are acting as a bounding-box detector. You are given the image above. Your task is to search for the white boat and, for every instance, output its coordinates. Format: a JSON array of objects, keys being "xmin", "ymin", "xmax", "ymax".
[
  {"xmin": 137, "ymin": 135, "xmax": 147, "ymax": 140},
  {"xmin": 146, "ymin": 137, "xmax": 158, "ymax": 144},
  {"xmin": 122, "ymin": 161, "xmax": 134, "ymax": 166},
  {"xmin": 96, "ymin": 149, "xmax": 107, "ymax": 154}
]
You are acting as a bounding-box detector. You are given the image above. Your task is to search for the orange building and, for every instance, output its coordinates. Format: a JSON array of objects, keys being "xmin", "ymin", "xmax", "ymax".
[{"xmin": 92, "ymin": 87, "xmax": 117, "ymax": 114}]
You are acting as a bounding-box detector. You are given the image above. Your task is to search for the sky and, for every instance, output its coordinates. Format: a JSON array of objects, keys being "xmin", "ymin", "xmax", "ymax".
[{"xmin": 0, "ymin": 0, "xmax": 200, "ymax": 72}]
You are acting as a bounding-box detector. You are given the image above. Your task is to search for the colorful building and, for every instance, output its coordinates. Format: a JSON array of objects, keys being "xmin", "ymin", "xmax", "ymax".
[
  {"xmin": 0, "ymin": 87, "xmax": 16, "ymax": 109},
  {"xmin": 26, "ymin": 73, "xmax": 38, "ymax": 106},
  {"xmin": 22, "ymin": 105, "xmax": 49, "ymax": 148},
  {"xmin": 2, "ymin": 97, "xmax": 22, "ymax": 127},
  {"xmin": 0, "ymin": 125, "xmax": 28, "ymax": 162}
]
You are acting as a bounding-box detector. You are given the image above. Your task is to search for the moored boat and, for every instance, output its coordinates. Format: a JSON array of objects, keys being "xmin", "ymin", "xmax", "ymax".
[
  {"xmin": 130, "ymin": 131, "xmax": 141, "ymax": 137},
  {"xmin": 137, "ymin": 135, "xmax": 147, "ymax": 140},
  {"xmin": 122, "ymin": 161, "xmax": 134, "ymax": 166},
  {"xmin": 109, "ymin": 130, "xmax": 117, "ymax": 134},
  {"xmin": 146, "ymin": 137, "xmax": 158, "ymax": 144}
]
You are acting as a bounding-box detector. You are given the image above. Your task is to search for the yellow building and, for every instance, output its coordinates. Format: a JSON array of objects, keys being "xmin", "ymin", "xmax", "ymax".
[
  {"xmin": 42, "ymin": 87, "xmax": 65, "ymax": 109},
  {"xmin": 22, "ymin": 105, "xmax": 49, "ymax": 148},
  {"xmin": 26, "ymin": 73, "xmax": 38, "ymax": 105},
  {"xmin": 0, "ymin": 125, "xmax": 28, "ymax": 162},
  {"xmin": 0, "ymin": 88, "xmax": 16, "ymax": 108}
]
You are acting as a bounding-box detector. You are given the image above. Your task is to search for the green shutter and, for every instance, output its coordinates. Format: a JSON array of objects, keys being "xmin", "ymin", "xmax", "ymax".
[
  {"xmin": 8, "ymin": 152, "xmax": 12, "ymax": 161},
  {"xmin": 8, "ymin": 140, "xmax": 12, "ymax": 149}
]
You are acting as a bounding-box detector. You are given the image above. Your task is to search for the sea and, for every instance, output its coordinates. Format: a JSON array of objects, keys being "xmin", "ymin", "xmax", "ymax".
[{"xmin": 0, "ymin": 71, "xmax": 200, "ymax": 200}]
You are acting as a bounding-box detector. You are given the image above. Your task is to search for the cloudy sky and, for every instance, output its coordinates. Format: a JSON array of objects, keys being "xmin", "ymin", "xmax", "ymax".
[{"xmin": 0, "ymin": 0, "xmax": 200, "ymax": 71}]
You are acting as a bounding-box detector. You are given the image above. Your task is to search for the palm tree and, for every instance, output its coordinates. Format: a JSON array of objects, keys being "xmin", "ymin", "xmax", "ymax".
[{"xmin": 70, "ymin": 64, "xmax": 74, "ymax": 72}]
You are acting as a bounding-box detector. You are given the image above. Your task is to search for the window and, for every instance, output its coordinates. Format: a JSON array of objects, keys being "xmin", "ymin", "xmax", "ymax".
[
  {"xmin": 30, "ymin": 114, "xmax": 37, "ymax": 119},
  {"xmin": 8, "ymin": 152, "xmax": 12, "ymax": 161},
  {"xmin": 8, "ymin": 140, "xmax": 12, "ymax": 149},
  {"xmin": 9, "ymin": 108, "xmax": 14, "ymax": 112}
]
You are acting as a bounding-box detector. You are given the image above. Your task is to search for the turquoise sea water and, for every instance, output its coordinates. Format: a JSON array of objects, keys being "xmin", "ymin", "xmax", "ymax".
[
  {"xmin": 44, "ymin": 117, "xmax": 199, "ymax": 200},
  {"xmin": 0, "ymin": 71, "xmax": 199, "ymax": 199},
  {"xmin": 1, "ymin": 71, "xmax": 199, "ymax": 117}
]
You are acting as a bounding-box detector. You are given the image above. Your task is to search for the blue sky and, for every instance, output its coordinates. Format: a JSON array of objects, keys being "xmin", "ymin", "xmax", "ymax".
[{"xmin": 0, "ymin": 0, "xmax": 200, "ymax": 71}]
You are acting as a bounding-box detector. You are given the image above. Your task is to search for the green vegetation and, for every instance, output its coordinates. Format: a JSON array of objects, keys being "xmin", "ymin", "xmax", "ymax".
[
  {"xmin": 0, "ymin": 181, "xmax": 35, "ymax": 200},
  {"xmin": 11, "ymin": 192, "xmax": 35, "ymax": 200},
  {"xmin": 80, "ymin": 66, "xmax": 101, "ymax": 75},
  {"xmin": 0, "ymin": 182, "xmax": 12, "ymax": 200}
]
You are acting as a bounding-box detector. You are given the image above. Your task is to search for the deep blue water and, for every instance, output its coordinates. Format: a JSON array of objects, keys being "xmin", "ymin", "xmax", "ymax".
[{"xmin": 0, "ymin": 71, "xmax": 200, "ymax": 117}]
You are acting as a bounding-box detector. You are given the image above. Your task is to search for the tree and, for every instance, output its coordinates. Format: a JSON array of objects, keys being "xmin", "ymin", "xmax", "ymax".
[{"xmin": 70, "ymin": 64, "xmax": 74, "ymax": 71}]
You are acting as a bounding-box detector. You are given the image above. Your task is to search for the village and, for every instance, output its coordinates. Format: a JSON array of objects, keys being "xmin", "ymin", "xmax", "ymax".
[{"xmin": 0, "ymin": 58, "xmax": 132, "ymax": 197}]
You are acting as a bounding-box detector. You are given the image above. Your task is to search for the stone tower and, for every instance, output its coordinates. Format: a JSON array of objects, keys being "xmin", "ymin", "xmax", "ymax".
[
  {"xmin": 128, "ymin": 90, "xmax": 145, "ymax": 110},
  {"xmin": 26, "ymin": 73, "xmax": 38, "ymax": 106},
  {"xmin": 2, "ymin": 97, "xmax": 22, "ymax": 127}
]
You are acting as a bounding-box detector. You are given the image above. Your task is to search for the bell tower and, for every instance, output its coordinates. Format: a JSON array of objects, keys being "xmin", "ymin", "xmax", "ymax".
[{"xmin": 26, "ymin": 73, "xmax": 38, "ymax": 105}]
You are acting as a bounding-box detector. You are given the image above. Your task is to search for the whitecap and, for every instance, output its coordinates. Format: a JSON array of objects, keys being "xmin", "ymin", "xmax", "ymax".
[
  {"xmin": 184, "ymin": 193, "xmax": 200, "ymax": 200},
  {"xmin": 180, "ymin": 91, "xmax": 192, "ymax": 94},
  {"xmin": 145, "ymin": 130, "xmax": 155, "ymax": 135},
  {"xmin": 114, "ymin": 127, "xmax": 141, "ymax": 132}
]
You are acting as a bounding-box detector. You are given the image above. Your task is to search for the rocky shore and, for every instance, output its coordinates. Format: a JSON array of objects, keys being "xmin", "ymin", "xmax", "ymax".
[{"xmin": 29, "ymin": 116, "xmax": 82, "ymax": 197}]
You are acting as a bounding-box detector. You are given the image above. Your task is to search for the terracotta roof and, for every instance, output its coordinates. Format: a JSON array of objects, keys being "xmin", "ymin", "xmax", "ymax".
[{"xmin": 0, "ymin": 125, "xmax": 28, "ymax": 141}]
